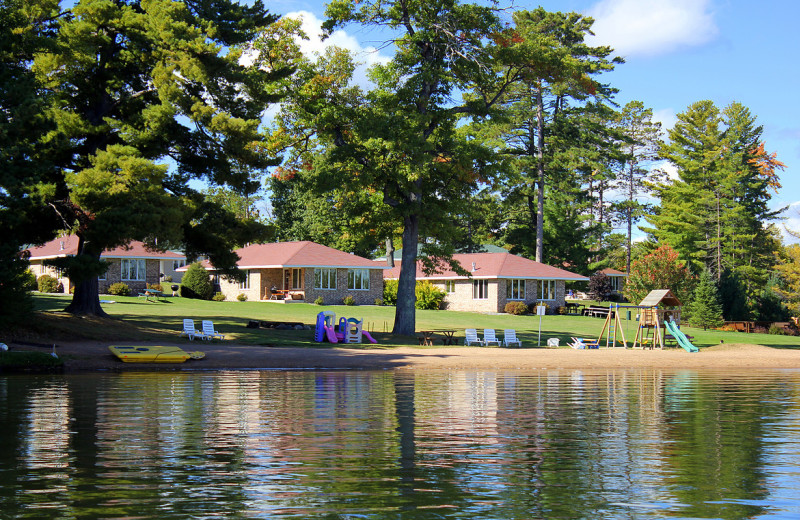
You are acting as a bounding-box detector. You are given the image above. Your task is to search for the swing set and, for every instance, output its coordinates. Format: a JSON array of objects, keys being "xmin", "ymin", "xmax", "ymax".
[{"xmin": 596, "ymin": 290, "xmax": 683, "ymax": 349}]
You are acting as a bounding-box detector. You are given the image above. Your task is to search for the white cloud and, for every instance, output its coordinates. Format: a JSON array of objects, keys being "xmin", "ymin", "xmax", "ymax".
[
  {"xmin": 782, "ymin": 201, "xmax": 800, "ymax": 245},
  {"xmin": 285, "ymin": 11, "xmax": 391, "ymax": 88},
  {"xmin": 586, "ymin": 0, "xmax": 718, "ymax": 58},
  {"xmin": 652, "ymin": 108, "xmax": 678, "ymax": 132}
]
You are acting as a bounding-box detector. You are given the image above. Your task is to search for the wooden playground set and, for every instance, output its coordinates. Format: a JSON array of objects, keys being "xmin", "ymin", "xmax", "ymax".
[{"xmin": 595, "ymin": 289, "xmax": 698, "ymax": 352}]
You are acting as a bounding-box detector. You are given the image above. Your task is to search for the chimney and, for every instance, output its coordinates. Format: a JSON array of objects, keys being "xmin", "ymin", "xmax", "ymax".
[
  {"xmin": 60, "ymin": 241, "xmax": 65, "ymax": 251},
  {"xmin": 471, "ymin": 262, "xmax": 476, "ymax": 272}
]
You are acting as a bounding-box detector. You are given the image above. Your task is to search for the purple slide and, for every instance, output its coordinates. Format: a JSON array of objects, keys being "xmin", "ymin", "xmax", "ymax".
[
  {"xmin": 324, "ymin": 325, "xmax": 339, "ymax": 343},
  {"xmin": 362, "ymin": 331, "xmax": 378, "ymax": 344}
]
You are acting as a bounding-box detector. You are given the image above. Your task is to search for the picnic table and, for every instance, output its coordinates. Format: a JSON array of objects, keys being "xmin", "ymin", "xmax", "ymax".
[
  {"xmin": 583, "ymin": 306, "xmax": 613, "ymax": 318},
  {"xmin": 418, "ymin": 330, "xmax": 458, "ymax": 346},
  {"xmin": 564, "ymin": 302, "xmax": 585, "ymax": 315},
  {"xmin": 140, "ymin": 288, "xmax": 165, "ymax": 302},
  {"xmin": 269, "ymin": 289, "xmax": 290, "ymax": 300}
]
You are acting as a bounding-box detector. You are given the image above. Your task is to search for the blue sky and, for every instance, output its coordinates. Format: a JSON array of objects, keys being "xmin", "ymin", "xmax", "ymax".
[{"xmin": 263, "ymin": 0, "xmax": 799, "ymax": 243}]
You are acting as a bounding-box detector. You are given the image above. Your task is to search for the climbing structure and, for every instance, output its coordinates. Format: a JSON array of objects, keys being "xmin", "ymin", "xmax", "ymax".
[{"xmin": 631, "ymin": 289, "xmax": 683, "ymax": 350}]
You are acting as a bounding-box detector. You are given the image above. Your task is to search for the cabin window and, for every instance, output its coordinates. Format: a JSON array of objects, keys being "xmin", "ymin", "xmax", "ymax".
[
  {"xmin": 121, "ymin": 259, "xmax": 146, "ymax": 281},
  {"xmin": 473, "ymin": 279, "xmax": 488, "ymax": 299},
  {"xmin": 347, "ymin": 269, "xmax": 370, "ymax": 290},
  {"xmin": 314, "ymin": 268, "xmax": 337, "ymax": 290},
  {"xmin": 506, "ymin": 279, "xmax": 525, "ymax": 300}
]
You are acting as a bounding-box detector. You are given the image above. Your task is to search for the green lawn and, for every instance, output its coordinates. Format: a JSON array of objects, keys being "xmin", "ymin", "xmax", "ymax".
[{"xmin": 22, "ymin": 293, "xmax": 800, "ymax": 350}]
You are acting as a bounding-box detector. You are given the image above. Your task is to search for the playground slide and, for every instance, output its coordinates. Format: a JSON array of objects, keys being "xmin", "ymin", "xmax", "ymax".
[
  {"xmin": 362, "ymin": 331, "xmax": 378, "ymax": 344},
  {"xmin": 665, "ymin": 320, "xmax": 699, "ymax": 353},
  {"xmin": 324, "ymin": 325, "xmax": 339, "ymax": 344}
]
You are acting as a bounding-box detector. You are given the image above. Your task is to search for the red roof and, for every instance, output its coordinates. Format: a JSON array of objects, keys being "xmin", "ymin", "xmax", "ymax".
[
  {"xmin": 599, "ymin": 268, "xmax": 627, "ymax": 277},
  {"xmin": 185, "ymin": 241, "xmax": 384, "ymax": 270},
  {"xmin": 27, "ymin": 236, "xmax": 185, "ymax": 260},
  {"xmin": 384, "ymin": 253, "xmax": 588, "ymax": 281}
]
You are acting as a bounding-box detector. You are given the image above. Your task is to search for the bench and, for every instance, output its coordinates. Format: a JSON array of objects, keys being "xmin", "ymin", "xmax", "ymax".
[{"xmin": 584, "ymin": 306, "xmax": 612, "ymax": 318}]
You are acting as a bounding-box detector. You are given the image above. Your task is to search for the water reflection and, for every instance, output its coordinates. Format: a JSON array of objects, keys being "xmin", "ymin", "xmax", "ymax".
[{"xmin": 1, "ymin": 369, "xmax": 799, "ymax": 519}]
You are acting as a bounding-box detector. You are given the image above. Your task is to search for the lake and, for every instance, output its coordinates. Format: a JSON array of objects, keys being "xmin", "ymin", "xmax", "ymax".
[{"xmin": 2, "ymin": 369, "xmax": 800, "ymax": 519}]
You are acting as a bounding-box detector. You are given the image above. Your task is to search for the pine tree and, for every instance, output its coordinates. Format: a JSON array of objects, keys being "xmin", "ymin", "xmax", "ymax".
[{"xmin": 688, "ymin": 269, "xmax": 724, "ymax": 330}]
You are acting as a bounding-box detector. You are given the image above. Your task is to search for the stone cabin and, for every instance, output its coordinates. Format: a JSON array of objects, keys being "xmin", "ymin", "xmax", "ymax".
[
  {"xmin": 181, "ymin": 241, "xmax": 386, "ymax": 304},
  {"xmin": 383, "ymin": 252, "xmax": 588, "ymax": 313},
  {"xmin": 26, "ymin": 236, "xmax": 186, "ymax": 294}
]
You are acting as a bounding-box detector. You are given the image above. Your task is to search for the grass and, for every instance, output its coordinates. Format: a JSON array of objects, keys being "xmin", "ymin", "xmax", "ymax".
[
  {"xmin": 0, "ymin": 351, "xmax": 64, "ymax": 370},
  {"xmin": 7, "ymin": 293, "xmax": 799, "ymax": 351}
]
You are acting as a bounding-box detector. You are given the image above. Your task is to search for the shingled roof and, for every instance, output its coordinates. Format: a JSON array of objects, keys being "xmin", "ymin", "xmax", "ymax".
[
  {"xmin": 384, "ymin": 252, "xmax": 588, "ymax": 281},
  {"xmin": 27, "ymin": 236, "xmax": 185, "ymax": 261},
  {"xmin": 187, "ymin": 241, "xmax": 384, "ymax": 270}
]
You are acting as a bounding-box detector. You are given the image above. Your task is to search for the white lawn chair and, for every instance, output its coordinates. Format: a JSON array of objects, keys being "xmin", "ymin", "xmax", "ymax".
[
  {"xmin": 464, "ymin": 329, "xmax": 484, "ymax": 346},
  {"xmin": 180, "ymin": 319, "xmax": 206, "ymax": 341},
  {"xmin": 483, "ymin": 329, "xmax": 501, "ymax": 347},
  {"xmin": 201, "ymin": 320, "xmax": 225, "ymax": 340},
  {"xmin": 503, "ymin": 329, "xmax": 522, "ymax": 347}
]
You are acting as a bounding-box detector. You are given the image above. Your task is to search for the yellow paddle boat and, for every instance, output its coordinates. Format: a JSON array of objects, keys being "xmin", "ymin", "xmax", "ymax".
[{"xmin": 108, "ymin": 345, "xmax": 205, "ymax": 363}]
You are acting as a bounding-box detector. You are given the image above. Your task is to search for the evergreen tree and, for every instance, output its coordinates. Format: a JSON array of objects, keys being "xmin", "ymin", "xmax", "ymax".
[
  {"xmin": 180, "ymin": 262, "xmax": 213, "ymax": 300},
  {"xmin": 0, "ymin": 0, "xmax": 62, "ymax": 328},
  {"xmin": 688, "ymin": 269, "xmax": 724, "ymax": 330},
  {"xmin": 611, "ymin": 100, "xmax": 662, "ymax": 273},
  {"xmin": 28, "ymin": 0, "xmax": 289, "ymax": 316},
  {"xmin": 647, "ymin": 100, "xmax": 783, "ymax": 302},
  {"xmin": 718, "ymin": 268, "xmax": 749, "ymax": 321}
]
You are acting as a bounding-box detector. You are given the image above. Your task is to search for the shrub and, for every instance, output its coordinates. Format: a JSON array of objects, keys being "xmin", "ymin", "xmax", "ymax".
[
  {"xmin": 383, "ymin": 279, "xmax": 398, "ymax": 305},
  {"xmin": 415, "ymin": 280, "xmax": 445, "ymax": 310},
  {"xmin": 180, "ymin": 262, "xmax": 213, "ymax": 300},
  {"xmin": 212, "ymin": 292, "xmax": 226, "ymax": 301},
  {"xmin": 588, "ymin": 272, "xmax": 614, "ymax": 301},
  {"xmin": 343, "ymin": 295, "xmax": 355, "ymax": 306},
  {"xmin": 107, "ymin": 282, "xmax": 131, "ymax": 296},
  {"xmin": 315, "ymin": 296, "xmax": 324, "ymax": 305},
  {"xmin": 37, "ymin": 274, "xmax": 62, "ymax": 293},
  {"xmin": 374, "ymin": 298, "xmax": 384, "ymax": 306},
  {"xmin": 237, "ymin": 293, "xmax": 247, "ymax": 302},
  {"xmin": 163, "ymin": 275, "xmax": 173, "ymax": 282},
  {"xmin": 768, "ymin": 324, "xmax": 787, "ymax": 335},
  {"xmin": 529, "ymin": 302, "xmax": 550, "ymax": 314},
  {"xmin": 22, "ymin": 270, "xmax": 38, "ymax": 291},
  {"xmin": 504, "ymin": 301, "xmax": 528, "ymax": 315}
]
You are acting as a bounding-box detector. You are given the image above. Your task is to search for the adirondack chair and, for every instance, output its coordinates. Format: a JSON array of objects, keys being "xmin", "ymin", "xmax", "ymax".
[
  {"xmin": 201, "ymin": 320, "xmax": 225, "ymax": 340},
  {"xmin": 483, "ymin": 329, "xmax": 501, "ymax": 347},
  {"xmin": 464, "ymin": 329, "xmax": 484, "ymax": 346},
  {"xmin": 503, "ymin": 329, "xmax": 522, "ymax": 347},
  {"xmin": 180, "ymin": 319, "xmax": 206, "ymax": 341}
]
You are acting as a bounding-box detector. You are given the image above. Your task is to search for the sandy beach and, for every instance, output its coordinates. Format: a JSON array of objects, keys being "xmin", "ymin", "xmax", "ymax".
[{"xmin": 14, "ymin": 340, "xmax": 800, "ymax": 371}]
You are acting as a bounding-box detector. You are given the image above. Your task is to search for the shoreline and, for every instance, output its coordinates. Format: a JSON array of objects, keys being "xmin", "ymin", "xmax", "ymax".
[{"xmin": 10, "ymin": 341, "xmax": 800, "ymax": 372}]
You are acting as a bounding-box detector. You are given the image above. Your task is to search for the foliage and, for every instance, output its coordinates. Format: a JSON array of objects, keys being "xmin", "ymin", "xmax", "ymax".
[
  {"xmin": 37, "ymin": 275, "xmax": 62, "ymax": 293},
  {"xmin": 16, "ymin": 0, "xmax": 287, "ymax": 317},
  {"xmin": 755, "ymin": 276, "xmax": 789, "ymax": 322},
  {"xmin": 0, "ymin": 0, "xmax": 61, "ymax": 330},
  {"xmin": 718, "ymin": 269, "xmax": 750, "ymax": 321},
  {"xmin": 237, "ymin": 293, "xmax": 248, "ymax": 302},
  {"xmin": 107, "ymin": 283, "xmax": 131, "ymax": 296},
  {"xmin": 588, "ymin": 273, "xmax": 614, "ymax": 301},
  {"xmin": 611, "ymin": 101, "xmax": 663, "ymax": 272},
  {"xmin": 314, "ymin": 296, "xmax": 324, "ymax": 306},
  {"xmin": 383, "ymin": 280, "xmax": 399, "ymax": 306},
  {"xmin": 181, "ymin": 263, "xmax": 214, "ymax": 301},
  {"xmin": 768, "ymin": 324, "xmax": 787, "ymax": 336},
  {"xmin": 774, "ymin": 244, "xmax": 800, "ymax": 317},
  {"xmin": 212, "ymin": 293, "xmax": 226, "ymax": 302},
  {"xmin": 342, "ymin": 295, "xmax": 355, "ymax": 306},
  {"xmin": 688, "ymin": 269, "xmax": 724, "ymax": 330},
  {"xmin": 646, "ymin": 101, "xmax": 783, "ymax": 301},
  {"xmin": 504, "ymin": 301, "xmax": 529, "ymax": 315},
  {"xmin": 624, "ymin": 245, "xmax": 695, "ymax": 305},
  {"xmin": 415, "ymin": 281, "xmax": 446, "ymax": 311},
  {"xmin": 22, "ymin": 270, "xmax": 38, "ymax": 292},
  {"xmin": 374, "ymin": 298, "xmax": 384, "ymax": 306}
]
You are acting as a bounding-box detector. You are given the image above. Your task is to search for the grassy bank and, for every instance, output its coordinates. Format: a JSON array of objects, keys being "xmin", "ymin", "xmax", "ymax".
[{"xmin": 6, "ymin": 293, "xmax": 798, "ymax": 350}]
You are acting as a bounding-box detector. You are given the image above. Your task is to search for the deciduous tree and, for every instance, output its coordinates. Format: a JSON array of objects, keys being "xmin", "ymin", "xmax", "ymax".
[{"xmin": 624, "ymin": 244, "xmax": 694, "ymax": 306}]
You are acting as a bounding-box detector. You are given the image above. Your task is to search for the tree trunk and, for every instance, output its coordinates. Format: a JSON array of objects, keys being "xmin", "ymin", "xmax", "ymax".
[
  {"xmin": 535, "ymin": 84, "xmax": 545, "ymax": 263},
  {"xmin": 393, "ymin": 214, "xmax": 420, "ymax": 336},
  {"xmin": 386, "ymin": 237, "xmax": 395, "ymax": 268},
  {"xmin": 64, "ymin": 235, "xmax": 109, "ymax": 317}
]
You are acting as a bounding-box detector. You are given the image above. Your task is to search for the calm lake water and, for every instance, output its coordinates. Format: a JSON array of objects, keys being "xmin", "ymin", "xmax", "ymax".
[{"xmin": 2, "ymin": 369, "xmax": 800, "ymax": 519}]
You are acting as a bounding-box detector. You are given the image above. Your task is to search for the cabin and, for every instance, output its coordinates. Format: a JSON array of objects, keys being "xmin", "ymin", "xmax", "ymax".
[
  {"xmin": 384, "ymin": 252, "xmax": 588, "ymax": 313},
  {"xmin": 181, "ymin": 241, "xmax": 386, "ymax": 304},
  {"xmin": 26, "ymin": 236, "xmax": 186, "ymax": 294}
]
